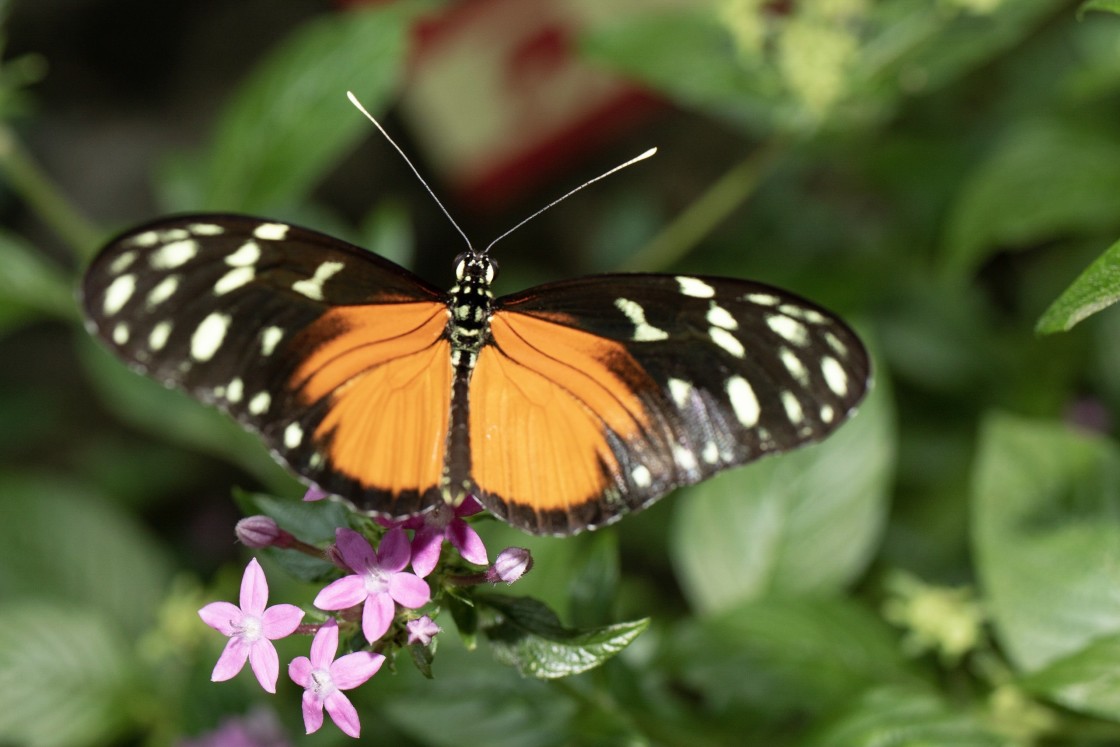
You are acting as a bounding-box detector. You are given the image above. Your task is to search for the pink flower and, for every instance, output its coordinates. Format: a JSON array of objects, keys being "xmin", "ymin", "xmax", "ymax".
[
  {"xmin": 198, "ymin": 558, "xmax": 304, "ymax": 693},
  {"xmin": 406, "ymin": 615, "xmax": 441, "ymax": 646},
  {"xmin": 314, "ymin": 528, "xmax": 431, "ymax": 643},
  {"xmin": 405, "ymin": 497, "xmax": 489, "ymax": 577},
  {"xmin": 289, "ymin": 620, "xmax": 384, "ymax": 738}
]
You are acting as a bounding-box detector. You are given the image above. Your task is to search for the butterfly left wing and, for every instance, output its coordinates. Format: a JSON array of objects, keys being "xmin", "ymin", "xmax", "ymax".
[
  {"xmin": 81, "ymin": 214, "xmax": 454, "ymax": 519},
  {"xmin": 469, "ymin": 273, "xmax": 870, "ymax": 535}
]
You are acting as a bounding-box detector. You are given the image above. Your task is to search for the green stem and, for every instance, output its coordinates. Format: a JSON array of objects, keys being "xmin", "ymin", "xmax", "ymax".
[
  {"xmin": 0, "ymin": 126, "xmax": 102, "ymax": 259},
  {"xmin": 618, "ymin": 138, "xmax": 786, "ymax": 272}
]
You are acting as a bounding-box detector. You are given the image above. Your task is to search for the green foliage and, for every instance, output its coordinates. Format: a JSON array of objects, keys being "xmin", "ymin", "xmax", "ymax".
[{"xmin": 8, "ymin": 0, "xmax": 1120, "ymax": 744}]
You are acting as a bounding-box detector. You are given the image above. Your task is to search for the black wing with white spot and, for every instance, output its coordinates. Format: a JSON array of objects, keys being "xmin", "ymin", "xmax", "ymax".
[
  {"xmin": 80, "ymin": 214, "xmax": 447, "ymax": 499},
  {"xmin": 492, "ymin": 273, "xmax": 870, "ymax": 525}
]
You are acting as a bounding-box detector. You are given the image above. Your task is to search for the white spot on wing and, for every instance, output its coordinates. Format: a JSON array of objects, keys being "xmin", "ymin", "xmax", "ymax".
[
  {"xmin": 103, "ymin": 274, "xmax": 136, "ymax": 315},
  {"xmin": 225, "ymin": 241, "xmax": 261, "ymax": 267},
  {"xmin": 149, "ymin": 239, "xmax": 199, "ymax": 269},
  {"xmin": 146, "ymin": 275, "xmax": 180, "ymax": 308},
  {"xmin": 284, "ymin": 422, "xmax": 303, "ymax": 449},
  {"xmin": 109, "ymin": 251, "xmax": 137, "ymax": 274},
  {"xmin": 292, "ymin": 261, "xmax": 345, "ymax": 301},
  {"xmin": 746, "ymin": 292, "xmax": 780, "ymax": 306},
  {"xmin": 631, "ymin": 465, "xmax": 652, "ymax": 488},
  {"xmin": 249, "ymin": 391, "xmax": 271, "ymax": 415},
  {"xmin": 781, "ymin": 390, "xmax": 804, "ymax": 425},
  {"xmin": 189, "ymin": 223, "xmax": 224, "ymax": 236},
  {"xmin": 702, "ymin": 441, "xmax": 720, "ymax": 464},
  {"xmin": 676, "ymin": 276, "xmax": 715, "ymax": 298},
  {"xmin": 780, "ymin": 304, "xmax": 827, "ymax": 324},
  {"xmin": 149, "ymin": 321, "xmax": 172, "ymax": 351},
  {"xmin": 821, "ymin": 356, "xmax": 849, "ymax": 396},
  {"xmin": 709, "ymin": 326, "xmax": 745, "ymax": 358},
  {"xmin": 707, "ymin": 303, "xmax": 738, "ymax": 331},
  {"xmin": 190, "ymin": 312, "xmax": 231, "ymax": 362},
  {"xmin": 821, "ymin": 404, "xmax": 835, "ymax": 423},
  {"xmin": 668, "ymin": 377, "xmax": 693, "ymax": 408},
  {"xmin": 254, "ymin": 223, "xmax": 290, "ymax": 241},
  {"xmin": 726, "ymin": 375, "xmax": 760, "ymax": 427},
  {"xmin": 129, "ymin": 231, "xmax": 160, "ymax": 248},
  {"xmin": 824, "ymin": 330, "xmax": 848, "ymax": 357},
  {"xmin": 673, "ymin": 445, "xmax": 697, "ymax": 472},
  {"xmin": 767, "ymin": 314, "xmax": 809, "ymax": 346},
  {"xmin": 226, "ymin": 377, "xmax": 244, "ymax": 403},
  {"xmin": 112, "ymin": 323, "xmax": 129, "ymax": 345},
  {"xmin": 214, "ymin": 266, "xmax": 255, "ymax": 295},
  {"xmin": 614, "ymin": 298, "xmax": 669, "ymax": 341},
  {"xmin": 261, "ymin": 326, "xmax": 284, "ymax": 356},
  {"xmin": 780, "ymin": 347, "xmax": 809, "ymax": 386}
]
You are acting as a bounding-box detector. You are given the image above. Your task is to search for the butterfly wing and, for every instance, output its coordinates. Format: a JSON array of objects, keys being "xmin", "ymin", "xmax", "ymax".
[
  {"xmin": 470, "ymin": 273, "xmax": 870, "ymax": 534},
  {"xmin": 81, "ymin": 215, "xmax": 454, "ymax": 518}
]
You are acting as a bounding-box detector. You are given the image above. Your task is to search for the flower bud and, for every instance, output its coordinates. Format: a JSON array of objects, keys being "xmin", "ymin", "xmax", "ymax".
[
  {"xmin": 406, "ymin": 615, "xmax": 441, "ymax": 646},
  {"xmin": 486, "ymin": 547, "xmax": 533, "ymax": 584},
  {"xmin": 235, "ymin": 515, "xmax": 294, "ymax": 549}
]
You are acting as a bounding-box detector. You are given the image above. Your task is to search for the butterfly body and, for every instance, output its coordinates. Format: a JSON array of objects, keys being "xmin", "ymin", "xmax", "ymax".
[{"xmin": 82, "ymin": 214, "xmax": 870, "ymax": 535}]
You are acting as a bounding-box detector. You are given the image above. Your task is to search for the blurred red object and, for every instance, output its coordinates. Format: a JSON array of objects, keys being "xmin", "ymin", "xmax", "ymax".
[{"xmin": 342, "ymin": 0, "xmax": 664, "ymax": 210}]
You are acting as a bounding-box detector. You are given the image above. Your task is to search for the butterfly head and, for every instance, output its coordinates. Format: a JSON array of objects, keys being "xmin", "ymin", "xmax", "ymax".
[{"xmin": 454, "ymin": 252, "xmax": 498, "ymax": 286}]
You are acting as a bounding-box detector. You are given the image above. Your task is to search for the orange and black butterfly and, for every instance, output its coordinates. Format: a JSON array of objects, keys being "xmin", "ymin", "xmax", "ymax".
[{"xmin": 81, "ymin": 211, "xmax": 869, "ymax": 535}]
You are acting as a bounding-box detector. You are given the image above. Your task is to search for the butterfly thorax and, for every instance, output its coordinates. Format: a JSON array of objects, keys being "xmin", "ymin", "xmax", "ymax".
[{"xmin": 446, "ymin": 253, "xmax": 496, "ymax": 364}]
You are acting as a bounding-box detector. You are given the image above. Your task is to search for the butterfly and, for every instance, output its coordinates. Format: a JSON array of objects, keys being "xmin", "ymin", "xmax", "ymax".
[{"xmin": 80, "ymin": 210, "xmax": 870, "ymax": 535}]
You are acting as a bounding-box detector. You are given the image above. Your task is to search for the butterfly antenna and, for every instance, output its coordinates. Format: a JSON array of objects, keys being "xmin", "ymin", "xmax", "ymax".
[
  {"xmin": 347, "ymin": 91, "xmax": 474, "ymax": 253},
  {"xmin": 482, "ymin": 147, "xmax": 658, "ymax": 255}
]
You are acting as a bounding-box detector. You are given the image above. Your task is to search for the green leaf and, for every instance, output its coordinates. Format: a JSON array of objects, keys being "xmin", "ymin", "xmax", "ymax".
[
  {"xmin": 671, "ymin": 360, "xmax": 893, "ymax": 613},
  {"xmin": 671, "ymin": 597, "xmax": 916, "ymax": 717},
  {"xmin": 478, "ymin": 593, "xmax": 649, "ymax": 679},
  {"xmin": 944, "ymin": 117, "xmax": 1120, "ymax": 275},
  {"xmin": 1037, "ymin": 236, "xmax": 1120, "ymax": 333},
  {"xmin": 0, "ymin": 601, "xmax": 136, "ymax": 747},
  {"xmin": 1080, "ymin": 0, "xmax": 1120, "ymax": 17},
  {"xmin": 376, "ymin": 638, "xmax": 577, "ymax": 747},
  {"xmin": 0, "ymin": 229, "xmax": 75, "ymax": 334},
  {"xmin": 972, "ymin": 414, "xmax": 1120, "ymax": 672},
  {"xmin": 805, "ymin": 685, "xmax": 1004, "ymax": 747},
  {"xmin": 1022, "ymin": 633, "xmax": 1120, "ymax": 720},
  {"xmin": 0, "ymin": 473, "xmax": 172, "ymax": 635},
  {"xmin": 167, "ymin": 4, "xmax": 417, "ymax": 212}
]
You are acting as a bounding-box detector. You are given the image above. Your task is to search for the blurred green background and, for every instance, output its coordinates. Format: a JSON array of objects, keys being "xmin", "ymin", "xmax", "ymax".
[{"xmin": 5, "ymin": 0, "xmax": 1120, "ymax": 744}]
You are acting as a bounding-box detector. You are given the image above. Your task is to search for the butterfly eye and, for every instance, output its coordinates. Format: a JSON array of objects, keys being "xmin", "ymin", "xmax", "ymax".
[
  {"xmin": 484, "ymin": 257, "xmax": 499, "ymax": 283},
  {"xmin": 454, "ymin": 253, "xmax": 468, "ymax": 280}
]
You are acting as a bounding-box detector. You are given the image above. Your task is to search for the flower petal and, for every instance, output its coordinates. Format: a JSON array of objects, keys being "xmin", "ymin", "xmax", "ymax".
[
  {"xmin": 409, "ymin": 528, "xmax": 443, "ymax": 578},
  {"xmin": 239, "ymin": 558, "xmax": 269, "ymax": 615},
  {"xmin": 310, "ymin": 619, "xmax": 340, "ymax": 669},
  {"xmin": 211, "ymin": 636, "xmax": 249, "ymax": 682},
  {"xmin": 362, "ymin": 592, "xmax": 396, "ymax": 643},
  {"xmin": 198, "ymin": 601, "xmax": 243, "ymax": 636},
  {"xmin": 261, "ymin": 603, "xmax": 304, "ymax": 639},
  {"xmin": 324, "ymin": 691, "xmax": 361, "ymax": 738},
  {"xmin": 330, "ymin": 651, "xmax": 385, "ymax": 690},
  {"xmin": 314, "ymin": 574, "xmax": 368, "ymax": 611},
  {"xmin": 247, "ymin": 639, "xmax": 280, "ymax": 693},
  {"xmin": 301, "ymin": 689, "xmax": 325, "ymax": 734},
  {"xmin": 388, "ymin": 572, "xmax": 431, "ymax": 609},
  {"xmin": 288, "ymin": 655, "xmax": 313, "ymax": 688},
  {"xmin": 449, "ymin": 521, "xmax": 489, "ymax": 566},
  {"xmin": 335, "ymin": 528, "xmax": 377, "ymax": 572},
  {"xmin": 376, "ymin": 527, "xmax": 411, "ymax": 572}
]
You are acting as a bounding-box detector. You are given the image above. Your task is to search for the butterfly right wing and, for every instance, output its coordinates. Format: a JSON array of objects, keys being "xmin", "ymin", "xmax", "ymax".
[{"xmin": 81, "ymin": 214, "xmax": 453, "ymax": 518}]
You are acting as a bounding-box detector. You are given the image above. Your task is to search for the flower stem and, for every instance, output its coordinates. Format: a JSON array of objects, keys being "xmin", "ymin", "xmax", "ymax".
[
  {"xmin": 617, "ymin": 138, "xmax": 786, "ymax": 272},
  {"xmin": 0, "ymin": 126, "xmax": 102, "ymax": 259}
]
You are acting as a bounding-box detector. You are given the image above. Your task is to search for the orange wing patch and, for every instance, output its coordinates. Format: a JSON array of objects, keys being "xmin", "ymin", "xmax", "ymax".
[
  {"xmin": 292, "ymin": 302, "xmax": 451, "ymax": 496},
  {"xmin": 470, "ymin": 311, "xmax": 654, "ymax": 518}
]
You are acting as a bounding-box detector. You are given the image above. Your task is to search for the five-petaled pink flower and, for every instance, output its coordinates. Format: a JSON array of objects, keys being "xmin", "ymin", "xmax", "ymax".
[
  {"xmin": 314, "ymin": 527, "xmax": 431, "ymax": 643},
  {"xmin": 403, "ymin": 496, "xmax": 489, "ymax": 577},
  {"xmin": 406, "ymin": 615, "xmax": 441, "ymax": 646},
  {"xmin": 198, "ymin": 558, "xmax": 305, "ymax": 693},
  {"xmin": 289, "ymin": 619, "xmax": 384, "ymax": 738}
]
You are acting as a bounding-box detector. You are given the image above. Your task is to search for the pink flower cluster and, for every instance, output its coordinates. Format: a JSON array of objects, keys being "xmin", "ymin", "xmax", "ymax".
[{"xmin": 198, "ymin": 494, "xmax": 531, "ymax": 739}]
